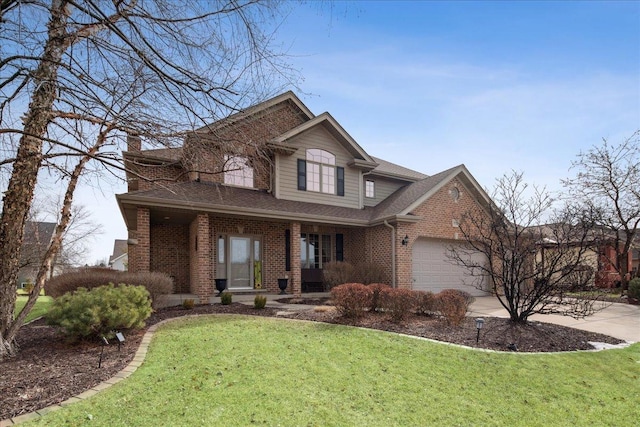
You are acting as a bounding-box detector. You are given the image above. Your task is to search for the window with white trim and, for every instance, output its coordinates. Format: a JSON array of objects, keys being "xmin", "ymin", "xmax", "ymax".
[
  {"xmin": 224, "ymin": 155, "xmax": 253, "ymax": 188},
  {"xmin": 306, "ymin": 149, "xmax": 336, "ymax": 194},
  {"xmin": 365, "ymin": 180, "xmax": 375, "ymax": 198}
]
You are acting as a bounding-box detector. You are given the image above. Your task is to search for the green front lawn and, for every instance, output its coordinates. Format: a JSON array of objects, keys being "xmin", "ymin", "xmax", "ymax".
[
  {"xmin": 14, "ymin": 295, "xmax": 53, "ymax": 323},
  {"xmin": 27, "ymin": 316, "xmax": 640, "ymax": 426}
]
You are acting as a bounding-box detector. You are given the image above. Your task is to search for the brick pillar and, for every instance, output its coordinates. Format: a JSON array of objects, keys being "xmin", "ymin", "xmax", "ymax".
[
  {"xmin": 291, "ymin": 222, "xmax": 301, "ymax": 296},
  {"xmin": 130, "ymin": 207, "xmax": 150, "ymax": 272},
  {"xmin": 190, "ymin": 214, "xmax": 212, "ymax": 303}
]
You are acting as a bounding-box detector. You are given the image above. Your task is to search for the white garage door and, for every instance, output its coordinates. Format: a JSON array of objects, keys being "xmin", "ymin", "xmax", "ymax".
[{"xmin": 411, "ymin": 238, "xmax": 487, "ymax": 296}]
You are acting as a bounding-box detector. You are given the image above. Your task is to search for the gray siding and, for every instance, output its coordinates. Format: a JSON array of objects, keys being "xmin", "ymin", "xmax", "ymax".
[
  {"xmin": 276, "ymin": 126, "xmax": 361, "ymax": 208},
  {"xmin": 363, "ymin": 177, "xmax": 408, "ymax": 207}
]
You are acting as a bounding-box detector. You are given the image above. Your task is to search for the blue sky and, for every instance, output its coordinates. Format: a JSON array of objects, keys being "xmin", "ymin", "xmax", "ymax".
[{"xmin": 81, "ymin": 0, "xmax": 639, "ymax": 263}]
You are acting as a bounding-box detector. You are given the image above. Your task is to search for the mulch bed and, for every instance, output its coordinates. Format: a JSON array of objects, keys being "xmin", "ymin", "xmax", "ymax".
[{"xmin": 0, "ymin": 301, "xmax": 626, "ymax": 420}]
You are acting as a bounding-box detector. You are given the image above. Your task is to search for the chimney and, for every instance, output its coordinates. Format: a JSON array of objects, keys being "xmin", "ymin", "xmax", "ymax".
[{"xmin": 127, "ymin": 134, "xmax": 141, "ymax": 152}]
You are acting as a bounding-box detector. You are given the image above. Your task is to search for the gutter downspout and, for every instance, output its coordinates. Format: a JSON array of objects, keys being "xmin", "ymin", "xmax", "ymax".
[{"xmin": 384, "ymin": 220, "xmax": 397, "ymax": 288}]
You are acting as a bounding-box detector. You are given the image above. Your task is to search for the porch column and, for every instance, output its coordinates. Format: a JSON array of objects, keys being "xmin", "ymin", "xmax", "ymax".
[
  {"xmin": 130, "ymin": 207, "xmax": 150, "ymax": 273},
  {"xmin": 291, "ymin": 221, "xmax": 301, "ymax": 296},
  {"xmin": 189, "ymin": 214, "xmax": 212, "ymax": 303}
]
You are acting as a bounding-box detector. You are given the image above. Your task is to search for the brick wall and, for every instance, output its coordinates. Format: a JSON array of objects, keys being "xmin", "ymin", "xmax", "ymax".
[
  {"xmin": 189, "ymin": 214, "xmax": 212, "ymax": 302},
  {"xmin": 150, "ymin": 223, "xmax": 190, "ymax": 293},
  {"xmin": 182, "ymin": 102, "xmax": 308, "ymax": 190},
  {"xmin": 291, "ymin": 222, "xmax": 301, "ymax": 296},
  {"xmin": 128, "ymin": 208, "xmax": 150, "ymax": 273},
  {"xmin": 132, "ymin": 164, "xmax": 189, "ymax": 192}
]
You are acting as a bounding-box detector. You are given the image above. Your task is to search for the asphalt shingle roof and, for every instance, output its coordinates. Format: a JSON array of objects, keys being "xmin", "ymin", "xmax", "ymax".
[{"xmin": 121, "ymin": 165, "xmax": 461, "ymax": 225}]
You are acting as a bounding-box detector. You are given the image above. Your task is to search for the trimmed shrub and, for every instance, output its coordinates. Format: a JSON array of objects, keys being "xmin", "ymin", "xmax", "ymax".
[
  {"xmin": 121, "ymin": 272, "xmax": 174, "ymax": 308},
  {"xmin": 368, "ymin": 283, "xmax": 390, "ymax": 311},
  {"xmin": 628, "ymin": 278, "xmax": 640, "ymax": 302},
  {"xmin": 46, "ymin": 283, "xmax": 152, "ymax": 340},
  {"xmin": 378, "ymin": 287, "xmax": 416, "ymax": 322},
  {"xmin": 182, "ymin": 299, "xmax": 195, "ymax": 309},
  {"xmin": 220, "ymin": 292, "xmax": 232, "ymax": 305},
  {"xmin": 45, "ymin": 268, "xmax": 115, "ymax": 297},
  {"xmin": 354, "ymin": 262, "xmax": 388, "ymax": 285},
  {"xmin": 330, "ymin": 283, "xmax": 372, "ymax": 318},
  {"xmin": 435, "ymin": 289, "xmax": 473, "ymax": 326},
  {"xmin": 322, "ymin": 261, "xmax": 356, "ymax": 290},
  {"xmin": 254, "ymin": 295, "xmax": 267, "ymax": 309},
  {"xmin": 45, "ymin": 269, "xmax": 173, "ymax": 308},
  {"xmin": 414, "ymin": 290, "xmax": 437, "ymax": 316}
]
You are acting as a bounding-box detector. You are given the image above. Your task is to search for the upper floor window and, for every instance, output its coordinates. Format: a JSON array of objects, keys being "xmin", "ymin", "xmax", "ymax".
[
  {"xmin": 297, "ymin": 149, "xmax": 344, "ymax": 196},
  {"xmin": 365, "ymin": 180, "xmax": 375, "ymax": 198},
  {"xmin": 306, "ymin": 149, "xmax": 335, "ymax": 194},
  {"xmin": 224, "ymin": 155, "xmax": 253, "ymax": 188}
]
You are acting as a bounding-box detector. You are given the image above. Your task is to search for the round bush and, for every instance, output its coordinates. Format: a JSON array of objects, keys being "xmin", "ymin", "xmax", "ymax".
[{"xmin": 46, "ymin": 283, "xmax": 152, "ymax": 340}]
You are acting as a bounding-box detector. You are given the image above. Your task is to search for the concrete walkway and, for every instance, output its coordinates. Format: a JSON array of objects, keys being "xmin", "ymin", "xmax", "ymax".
[{"xmin": 469, "ymin": 296, "xmax": 640, "ymax": 343}]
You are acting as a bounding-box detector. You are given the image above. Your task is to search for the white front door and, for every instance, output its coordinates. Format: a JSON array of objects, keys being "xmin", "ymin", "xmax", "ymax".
[{"xmin": 229, "ymin": 236, "xmax": 251, "ymax": 289}]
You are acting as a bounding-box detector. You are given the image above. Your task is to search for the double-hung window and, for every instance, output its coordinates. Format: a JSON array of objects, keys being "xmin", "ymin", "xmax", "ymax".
[{"xmin": 365, "ymin": 180, "xmax": 375, "ymax": 198}]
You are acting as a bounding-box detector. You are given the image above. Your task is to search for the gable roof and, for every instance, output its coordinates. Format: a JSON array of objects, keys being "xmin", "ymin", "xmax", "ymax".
[
  {"xmin": 271, "ymin": 112, "xmax": 376, "ymax": 165},
  {"xmin": 370, "ymin": 164, "xmax": 491, "ymax": 223},
  {"xmin": 23, "ymin": 222, "xmax": 56, "ymax": 246},
  {"xmin": 109, "ymin": 239, "xmax": 128, "ymax": 264},
  {"xmin": 194, "ymin": 91, "xmax": 315, "ymax": 134}
]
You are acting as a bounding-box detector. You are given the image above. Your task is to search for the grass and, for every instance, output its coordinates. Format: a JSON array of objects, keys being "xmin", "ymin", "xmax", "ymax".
[
  {"xmin": 14, "ymin": 295, "xmax": 53, "ymax": 323},
  {"xmin": 26, "ymin": 315, "xmax": 640, "ymax": 426}
]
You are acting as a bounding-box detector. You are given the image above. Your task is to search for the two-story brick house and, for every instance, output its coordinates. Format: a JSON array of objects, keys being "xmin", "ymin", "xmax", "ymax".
[{"xmin": 117, "ymin": 92, "xmax": 492, "ymax": 302}]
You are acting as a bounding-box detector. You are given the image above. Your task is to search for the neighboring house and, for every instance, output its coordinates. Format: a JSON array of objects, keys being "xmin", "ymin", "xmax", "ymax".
[
  {"xmin": 117, "ymin": 92, "xmax": 493, "ymax": 302},
  {"xmin": 532, "ymin": 224, "xmax": 634, "ymax": 288},
  {"xmin": 108, "ymin": 239, "xmax": 129, "ymax": 271},
  {"xmin": 595, "ymin": 243, "xmax": 633, "ymax": 287},
  {"xmin": 17, "ymin": 221, "xmax": 58, "ymax": 288}
]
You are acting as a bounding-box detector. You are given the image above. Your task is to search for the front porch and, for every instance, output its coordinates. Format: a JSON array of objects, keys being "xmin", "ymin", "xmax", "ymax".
[{"xmin": 128, "ymin": 206, "xmax": 380, "ymax": 303}]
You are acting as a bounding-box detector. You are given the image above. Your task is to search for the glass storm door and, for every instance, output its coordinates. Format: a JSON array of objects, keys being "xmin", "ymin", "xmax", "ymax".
[{"xmin": 229, "ymin": 236, "xmax": 251, "ymax": 289}]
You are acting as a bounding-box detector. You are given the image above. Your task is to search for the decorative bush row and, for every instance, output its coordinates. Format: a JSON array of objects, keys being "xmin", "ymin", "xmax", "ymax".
[
  {"xmin": 322, "ymin": 261, "xmax": 388, "ymax": 289},
  {"xmin": 46, "ymin": 284, "xmax": 152, "ymax": 340},
  {"xmin": 330, "ymin": 283, "xmax": 475, "ymax": 325},
  {"xmin": 45, "ymin": 268, "xmax": 173, "ymax": 308}
]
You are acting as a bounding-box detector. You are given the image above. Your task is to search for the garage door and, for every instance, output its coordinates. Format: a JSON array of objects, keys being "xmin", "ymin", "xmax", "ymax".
[{"xmin": 411, "ymin": 238, "xmax": 487, "ymax": 296}]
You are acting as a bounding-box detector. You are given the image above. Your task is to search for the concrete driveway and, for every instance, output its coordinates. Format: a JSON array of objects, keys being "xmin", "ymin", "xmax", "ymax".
[{"xmin": 469, "ymin": 296, "xmax": 640, "ymax": 343}]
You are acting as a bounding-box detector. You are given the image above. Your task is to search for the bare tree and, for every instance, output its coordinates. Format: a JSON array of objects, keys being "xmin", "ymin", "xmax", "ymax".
[
  {"xmin": 564, "ymin": 131, "xmax": 640, "ymax": 291},
  {"xmin": 449, "ymin": 171, "xmax": 606, "ymax": 323},
  {"xmin": 0, "ymin": 0, "xmax": 300, "ymax": 358},
  {"xmin": 28, "ymin": 197, "xmax": 103, "ymax": 269}
]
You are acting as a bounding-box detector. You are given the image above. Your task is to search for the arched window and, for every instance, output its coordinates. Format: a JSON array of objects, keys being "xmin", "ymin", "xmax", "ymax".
[
  {"xmin": 306, "ymin": 149, "xmax": 335, "ymax": 194},
  {"xmin": 224, "ymin": 155, "xmax": 253, "ymax": 188}
]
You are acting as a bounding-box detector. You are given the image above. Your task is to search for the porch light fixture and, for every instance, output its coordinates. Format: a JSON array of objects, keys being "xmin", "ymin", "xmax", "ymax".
[
  {"xmin": 475, "ymin": 318, "xmax": 484, "ymax": 344},
  {"xmin": 401, "ymin": 235, "xmax": 409, "ymax": 246}
]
